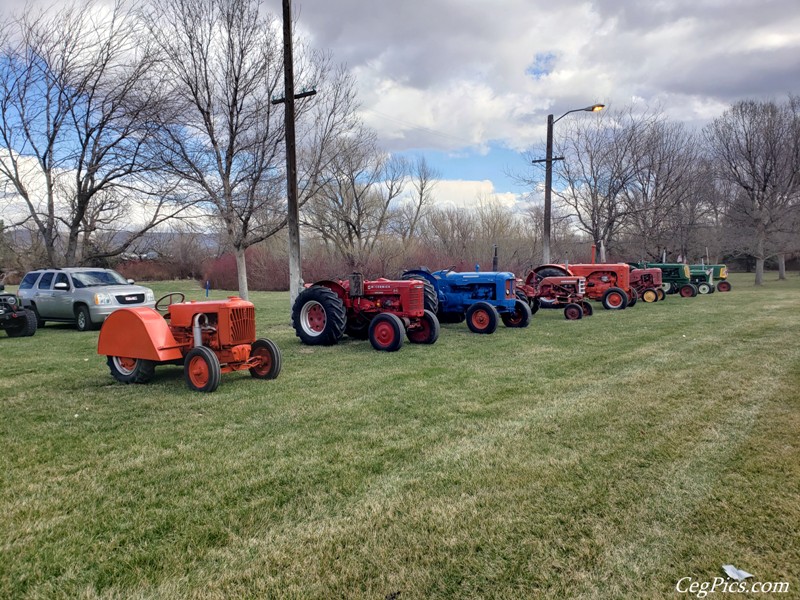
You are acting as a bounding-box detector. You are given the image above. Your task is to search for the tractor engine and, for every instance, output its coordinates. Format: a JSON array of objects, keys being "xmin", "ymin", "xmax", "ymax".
[{"xmin": 166, "ymin": 297, "xmax": 257, "ymax": 364}]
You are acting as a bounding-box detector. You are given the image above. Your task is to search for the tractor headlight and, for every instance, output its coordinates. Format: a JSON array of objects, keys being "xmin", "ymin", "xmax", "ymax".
[
  {"xmin": 145, "ymin": 290, "xmax": 155, "ymax": 303},
  {"xmin": 683, "ymin": 265, "xmax": 690, "ymax": 278},
  {"xmin": 94, "ymin": 292, "xmax": 113, "ymax": 305}
]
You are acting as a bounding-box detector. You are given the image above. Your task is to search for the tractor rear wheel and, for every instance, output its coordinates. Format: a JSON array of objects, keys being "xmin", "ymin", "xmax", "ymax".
[
  {"xmin": 107, "ymin": 356, "xmax": 156, "ymax": 384},
  {"xmin": 717, "ymin": 280, "xmax": 732, "ymax": 292},
  {"xmin": 502, "ymin": 299, "xmax": 532, "ymax": 328},
  {"xmin": 641, "ymin": 288, "xmax": 658, "ymax": 303},
  {"xmin": 407, "ymin": 309, "xmax": 440, "ymax": 344},
  {"xmin": 563, "ymin": 303, "xmax": 583, "ymax": 320},
  {"xmin": 369, "ymin": 313, "xmax": 404, "ymax": 351},
  {"xmin": 466, "ymin": 301, "xmax": 499, "ymax": 334},
  {"xmin": 697, "ymin": 282, "xmax": 711, "ymax": 294},
  {"xmin": 530, "ymin": 297, "xmax": 540, "ymax": 314},
  {"xmin": 656, "ymin": 288, "xmax": 666, "ymax": 301},
  {"xmin": 292, "ymin": 286, "xmax": 346, "ymax": 345},
  {"xmin": 184, "ymin": 346, "xmax": 221, "ymax": 392},
  {"xmin": 601, "ymin": 287, "xmax": 628, "ymax": 310},
  {"xmin": 5, "ymin": 309, "xmax": 37, "ymax": 337},
  {"xmin": 580, "ymin": 301, "xmax": 593, "ymax": 316},
  {"xmin": 662, "ymin": 282, "xmax": 673, "ymax": 294},
  {"xmin": 249, "ymin": 338, "xmax": 282, "ymax": 380},
  {"xmin": 679, "ymin": 284, "xmax": 697, "ymax": 298}
]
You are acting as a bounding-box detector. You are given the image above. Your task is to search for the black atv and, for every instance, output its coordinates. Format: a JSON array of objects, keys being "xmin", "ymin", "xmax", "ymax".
[{"xmin": 0, "ymin": 285, "xmax": 37, "ymax": 337}]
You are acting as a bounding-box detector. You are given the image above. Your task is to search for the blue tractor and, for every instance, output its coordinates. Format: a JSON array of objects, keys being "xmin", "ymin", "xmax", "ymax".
[{"xmin": 401, "ymin": 267, "xmax": 531, "ymax": 334}]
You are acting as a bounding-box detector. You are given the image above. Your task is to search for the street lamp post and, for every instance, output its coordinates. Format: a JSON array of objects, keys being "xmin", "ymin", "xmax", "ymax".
[{"xmin": 534, "ymin": 103, "xmax": 604, "ymax": 264}]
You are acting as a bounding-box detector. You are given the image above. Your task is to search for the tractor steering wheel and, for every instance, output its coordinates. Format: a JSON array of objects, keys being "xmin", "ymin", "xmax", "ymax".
[{"xmin": 155, "ymin": 292, "xmax": 185, "ymax": 313}]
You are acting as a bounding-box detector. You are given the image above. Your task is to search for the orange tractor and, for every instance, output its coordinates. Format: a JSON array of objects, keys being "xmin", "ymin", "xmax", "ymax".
[{"xmin": 97, "ymin": 293, "xmax": 281, "ymax": 392}]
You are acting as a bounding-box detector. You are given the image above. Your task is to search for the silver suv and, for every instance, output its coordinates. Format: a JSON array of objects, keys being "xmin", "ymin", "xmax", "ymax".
[{"xmin": 18, "ymin": 268, "xmax": 156, "ymax": 331}]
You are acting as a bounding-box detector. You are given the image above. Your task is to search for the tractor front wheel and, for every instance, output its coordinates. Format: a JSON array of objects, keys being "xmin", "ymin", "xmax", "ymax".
[
  {"xmin": 107, "ymin": 356, "xmax": 156, "ymax": 384},
  {"xmin": 466, "ymin": 301, "xmax": 499, "ymax": 334},
  {"xmin": 184, "ymin": 346, "xmax": 221, "ymax": 392},
  {"xmin": 601, "ymin": 287, "xmax": 628, "ymax": 310},
  {"xmin": 501, "ymin": 299, "xmax": 532, "ymax": 328},
  {"xmin": 717, "ymin": 281, "xmax": 732, "ymax": 292},
  {"xmin": 407, "ymin": 310, "xmax": 440, "ymax": 344},
  {"xmin": 679, "ymin": 284, "xmax": 697, "ymax": 298},
  {"xmin": 656, "ymin": 288, "xmax": 666, "ymax": 301},
  {"xmin": 249, "ymin": 338, "xmax": 282, "ymax": 380},
  {"xmin": 697, "ymin": 282, "xmax": 712, "ymax": 294},
  {"xmin": 564, "ymin": 303, "xmax": 583, "ymax": 320},
  {"xmin": 368, "ymin": 313, "xmax": 404, "ymax": 352},
  {"xmin": 641, "ymin": 288, "xmax": 658, "ymax": 303},
  {"xmin": 292, "ymin": 286, "xmax": 346, "ymax": 345},
  {"xmin": 580, "ymin": 301, "xmax": 593, "ymax": 316}
]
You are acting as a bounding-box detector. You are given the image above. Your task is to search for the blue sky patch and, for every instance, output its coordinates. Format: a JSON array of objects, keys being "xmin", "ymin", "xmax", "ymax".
[{"xmin": 526, "ymin": 52, "xmax": 556, "ymax": 80}]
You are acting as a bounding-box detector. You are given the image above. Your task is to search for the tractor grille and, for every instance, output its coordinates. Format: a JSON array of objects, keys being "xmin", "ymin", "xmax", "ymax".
[
  {"xmin": 577, "ymin": 279, "xmax": 586, "ymax": 295},
  {"xmin": 229, "ymin": 306, "xmax": 256, "ymax": 344},
  {"xmin": 115, "ymin": 293, "xmax": 145, "ymax": 304},
  {"xmin": 407, "ymin": 286, "xmax": 424, "ymax": 314}
]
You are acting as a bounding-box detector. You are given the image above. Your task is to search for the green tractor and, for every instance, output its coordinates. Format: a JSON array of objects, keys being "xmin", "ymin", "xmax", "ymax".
[
  {"xmin": 689, "ymin": 265, "xmax": 715, "ymax": 295},
  {"xmin": 689, "ymin": 264, "xmax": 732, "ymax": 294},
  {"xmin": 709, "ymin": 264, "xmax": 732, "ymax": 292},
  {"xmin": 631, "ymin": 262, "xmax": 698, "ymax": 297}
]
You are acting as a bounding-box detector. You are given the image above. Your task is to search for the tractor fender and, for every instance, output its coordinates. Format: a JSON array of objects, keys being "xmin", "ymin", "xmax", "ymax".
[
  {"xmin": 310, "ymin": 280, "xmax": 348, "ymax": 303},
  {"xmin": 97, "ymin": 307, "xmax": 183, "ymax": 362},
  {"xmin": 528, "ymin": 264, "xmax": 572, "ymax": 285}
]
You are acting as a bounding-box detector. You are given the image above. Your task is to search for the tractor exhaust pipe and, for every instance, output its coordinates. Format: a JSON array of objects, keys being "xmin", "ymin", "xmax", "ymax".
[
  {"xmin": 492, "ymin": 245, "xmax": 498, "ymax": 271},
  {"xmin": 591, "ymin": 244, "xmax": 596, "ymax": 264},
  {"xmin": 193, "ymin": 313, "xmax": 209, "ymax": 347}
]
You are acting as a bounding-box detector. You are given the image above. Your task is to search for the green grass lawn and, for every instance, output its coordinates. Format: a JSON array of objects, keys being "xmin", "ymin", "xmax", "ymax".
[{"xmin": 1, "ymin": 273, "xmax": 798, "ymax": 599}]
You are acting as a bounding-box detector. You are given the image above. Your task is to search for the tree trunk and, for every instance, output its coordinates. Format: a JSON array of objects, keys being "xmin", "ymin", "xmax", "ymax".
[
  {"xmin": 754, "ymin": 226, "xmax": 765, "ymax": 286},
  {"xmin": 235, "ymin": 247, "xmax": 249, "ymax": 300},
  {"xmin": 777, "ymin": 253, "xmax": 786, "ymax": 280}
]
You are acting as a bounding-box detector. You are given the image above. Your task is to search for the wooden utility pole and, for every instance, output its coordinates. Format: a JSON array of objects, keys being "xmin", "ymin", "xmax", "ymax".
[{"xmin": 281, "ymin": 0, "xmax": 302, "ymax": 304}]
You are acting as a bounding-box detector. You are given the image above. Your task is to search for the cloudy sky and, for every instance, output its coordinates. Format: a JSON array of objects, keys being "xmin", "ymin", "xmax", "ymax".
[
  {"xmin": 261, "ymin": 0, "xmax": 800, "ymax": 207},
  {"xmin": 5, "ymin": 0, "xmax": 800, "ymax": 209}
]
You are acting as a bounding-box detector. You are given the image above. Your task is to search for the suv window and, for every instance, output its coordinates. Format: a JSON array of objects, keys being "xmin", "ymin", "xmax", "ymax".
[
  {"xmin": 37, "ymin": 272, "xmax": 54, "ymax": 289},
  {"xmin": 71, "ymin": 270, "xmax": 128, "ymax": 288},
  {"xmin": 19, "ymin": 272, "xmax": 40, "ymax": 290},
  {"xmin": 54, "ymin": 273, "xmax": 70, "ymax": 288}
]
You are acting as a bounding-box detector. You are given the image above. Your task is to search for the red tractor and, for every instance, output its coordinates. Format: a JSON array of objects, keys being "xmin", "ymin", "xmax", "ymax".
[
  {"xmin": 97, "ymin": 293, "xmax": 281, "ymax": 392},
  {"xmin": 629, "ymin": 265, "xmax": 665, "ymax": 303},
  {"xmin": 516, "ymin": 266, "xmax": 591, "ymax": 320},
  {"xmin": 292, "ymin": 273, "xmax": 439, "ymax": 352}
]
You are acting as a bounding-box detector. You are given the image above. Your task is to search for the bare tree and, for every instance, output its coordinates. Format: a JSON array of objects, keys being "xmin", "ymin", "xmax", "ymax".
[
  {"xmin": 552, "ymin": 106, "xmax": 648, "ymax": 256},
  {"xmin": 143, "ymin": 0, "xmax": 287, "ymax": 299},
  {"xmin": 144, "ymin": 0, "xmax": 360, "ymax": 298},
  {"xmin": 0, "ymin": 1, "xmax": 186, "ymax": 267},
  {"xmin": 302, "ymin": 128, "xmax": 406, "ymax": 271},
  {"xmin": 622, "ymin": 118, "xmax": 700, "ymax": 259},
  {"xmin": 390, "ymin": 155, "xmax": 439, "ymax": 243},
  {"xmin": 705, "ymin": 96, "xmax": 800, "ymax": 284}
]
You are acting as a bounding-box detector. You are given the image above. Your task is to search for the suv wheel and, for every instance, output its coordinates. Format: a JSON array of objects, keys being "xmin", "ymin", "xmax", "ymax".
[{"xmin": 75, "ymin": 305, "xmax": 97, "ymax": 331}]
